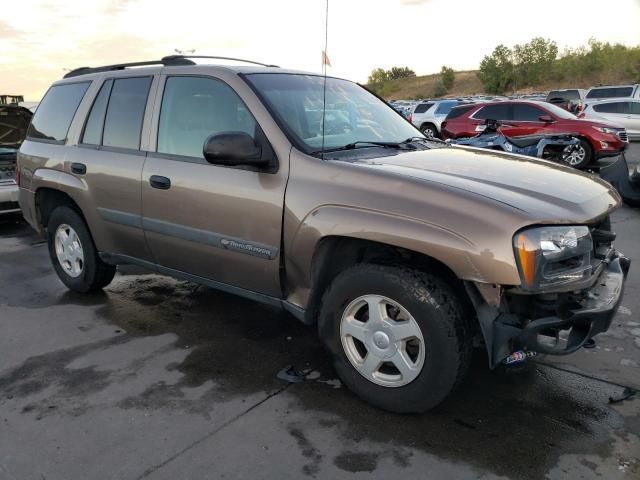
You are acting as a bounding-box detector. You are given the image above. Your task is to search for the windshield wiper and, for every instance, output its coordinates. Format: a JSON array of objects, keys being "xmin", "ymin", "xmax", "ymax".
[
  {"xmin": 313, "ymin": 140, "xmax": 413, "ymax": 155},
  {"xmin": 402, "ymin": 136, "xmax": 446, "ymax": 145}
]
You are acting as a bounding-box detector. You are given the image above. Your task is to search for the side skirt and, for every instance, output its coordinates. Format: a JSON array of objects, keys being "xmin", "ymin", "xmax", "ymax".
[{"xmin": 99, "ymin": 252, "xmax": 308, "ymax": 323}]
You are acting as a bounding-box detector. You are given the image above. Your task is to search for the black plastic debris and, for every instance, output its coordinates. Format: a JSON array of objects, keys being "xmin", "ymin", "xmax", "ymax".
[
  {"xmin": 276, "ymin": 365, "xmax": 306, "ymax": 384},
  {"xmin": 609, "ymin": 387, "xmax": 637, "ymax": 404},
  {"xmin": 583, "ymin": 338, "xmax": 596, "ymax": 349}
]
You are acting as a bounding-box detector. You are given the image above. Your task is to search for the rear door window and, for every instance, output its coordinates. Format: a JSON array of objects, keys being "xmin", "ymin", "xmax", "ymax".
[
  {"xmin": 445, "ymin": 104, "xmax": 475, "ymax": 120},
  {"xmin": 630, "ymin": 102, "xmax": 640, "ymax": 114},
  {"xmin": 102, "ymin": 77, "xmax": 152, "ymax": 150},
  {"xmin": 512, "ymin": 104, "xmax": 547, "ymax": 121},
  {"xmin": 413, "ymin": 103, "xmax": 433, "ymax": 114},
  {"xmin": 26, "ymin": 82, "xmax": 90, "ymax": 143},
  {"xmin": 593, "ymin": 102, "xmax": 629, "ymax": 114},
  {"xmin": 474, "ymin": 104, "xmax": 511, "ymax": 120},
  {"xmin": 81, "ymin": 80, "xmax": 113, "ymax": 145}
]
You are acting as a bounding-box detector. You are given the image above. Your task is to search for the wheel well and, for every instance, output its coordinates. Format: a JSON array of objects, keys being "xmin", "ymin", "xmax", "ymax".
[
  {"xmin": 304, "ymin": 236, "xmax": 472, "ymax": 325},
  {"xmin": 420, "ymin": 122, "xmax": 436, "ymax": 130},
  {"xmin": 35, "ymin": 188, "xmax": 84, "ymax": 230}
]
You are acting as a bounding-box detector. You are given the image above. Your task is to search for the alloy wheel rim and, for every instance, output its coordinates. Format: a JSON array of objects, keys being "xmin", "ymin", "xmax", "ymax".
[
  {"xmin": 422, "ymin": 127, "xmax": 435, "ymax": 139},
  {"xmin": 54, "ymin": 224, "xmax": 84, "ymax": 278},
  {"xmin": 563, "ymin": 145, "xmax": 586, "ymax": 166},
  {"xmin": 340, "ymin": 294, "xmax": 425, "ymax": 387}
]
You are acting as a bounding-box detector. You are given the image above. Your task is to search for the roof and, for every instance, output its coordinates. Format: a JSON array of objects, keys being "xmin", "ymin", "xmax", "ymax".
[{"xmin": 61, "ymin": 55, "xmax": 318, "ymax": 80}]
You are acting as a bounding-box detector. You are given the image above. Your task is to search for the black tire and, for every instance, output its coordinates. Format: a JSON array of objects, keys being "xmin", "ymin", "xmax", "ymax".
[
  {"xmin": 563, "ymin": 138, "xmax": 593, "ymax": 169},
  {"xmin": 47, "ymin": 206, "xmax": 116, "ymax": 293},
  {"xmin": 318, "ymin": 264, "xmax": 472, "ymax": 413},
  {"xmin": 420, "ymin": 124, "xmax": 439, "ymax": 139}
]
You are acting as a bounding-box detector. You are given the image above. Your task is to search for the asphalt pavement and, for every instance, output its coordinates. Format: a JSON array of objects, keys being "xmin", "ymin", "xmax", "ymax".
[{"xmin": 1, "ymin": 145, "xmax": 639, "ymax": 480}]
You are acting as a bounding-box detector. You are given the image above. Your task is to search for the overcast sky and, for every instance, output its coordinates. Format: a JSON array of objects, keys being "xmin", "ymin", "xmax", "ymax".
[{"xmin": 2, "ymin": 0, "xmax": 639, "ymax": 100}]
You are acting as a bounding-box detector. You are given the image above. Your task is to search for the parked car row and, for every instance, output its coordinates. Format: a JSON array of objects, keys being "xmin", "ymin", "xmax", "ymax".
[{"xmin": 441, "ymin": 100, "xmax": 627, "ymax": 168}]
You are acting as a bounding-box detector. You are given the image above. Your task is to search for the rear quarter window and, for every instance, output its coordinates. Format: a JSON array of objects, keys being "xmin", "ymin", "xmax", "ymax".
[
  {"xmin": 546, "ymin": 90, "xmax": 580, "ymax": 101},
  {"xmin": 26, "ymin": 82, "xmax": 91, "ymax": 143},
  {"xmin": 435, "ymin": 102, "xmax": 458, "ymax": 115},
  {"xmin": 586, "ymin": 87, "xmax": 634, "ymax": 99}
]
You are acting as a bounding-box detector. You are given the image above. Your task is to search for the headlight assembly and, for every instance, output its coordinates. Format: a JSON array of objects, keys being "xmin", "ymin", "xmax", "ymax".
[
  {"xmin": 513, "ymin": 226, "xmax": 593, "ymax": 291},
  {"xmin": 592, "ymin": 126, "xmax": 618, "ymax": 135}
]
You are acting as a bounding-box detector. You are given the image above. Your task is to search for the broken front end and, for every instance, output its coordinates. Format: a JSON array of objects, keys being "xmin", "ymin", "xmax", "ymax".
[{"xmin": 468, "ymin": 217, "xmax": 630, "ymax": 368}]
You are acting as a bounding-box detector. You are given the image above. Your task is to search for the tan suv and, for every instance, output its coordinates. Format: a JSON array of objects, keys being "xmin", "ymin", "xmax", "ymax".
[{"xmin": 18, "ymin": 56, "xmax": 630, "ymax": 413}]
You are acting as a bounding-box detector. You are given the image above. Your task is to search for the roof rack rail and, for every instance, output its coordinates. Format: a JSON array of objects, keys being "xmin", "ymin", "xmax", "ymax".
[
  {"xmin": 161, "ymin": 55, "xmax": 280, "ymax": 68},
  {"xmin": 63, "ymin": 55, "xmax": 279, "ymax": 79},
  {"xmin": 63, "ymin": 56, "xmax": 195, "ymax": 79}
]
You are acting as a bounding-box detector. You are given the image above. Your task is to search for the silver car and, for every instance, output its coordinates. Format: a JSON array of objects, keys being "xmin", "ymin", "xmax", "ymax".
[
  {"xmin": 0, "ymin": 104, "xmax": 31, "ymax": 215},
  {"xmin": 409, "ymin": 100, "xmax": 460, "ymax": 138},
  {"xmin": 582, "ymin": 98, "xmax": 640, "ymax": 141},
  {"xmin": 585, "ymin": 84, "xmax": 640, "ymax": 101}
]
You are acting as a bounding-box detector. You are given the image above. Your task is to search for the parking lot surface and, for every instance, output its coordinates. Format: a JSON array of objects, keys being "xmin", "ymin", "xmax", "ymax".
[{"xmin": 1, "ymin": 146, "xmax": 639, "ymax": 480}]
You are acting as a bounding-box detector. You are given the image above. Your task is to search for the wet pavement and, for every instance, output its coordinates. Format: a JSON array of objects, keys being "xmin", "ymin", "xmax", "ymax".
[{"xmin": 1, "ymin": 151, "xmax": 640, "ymax": 479}]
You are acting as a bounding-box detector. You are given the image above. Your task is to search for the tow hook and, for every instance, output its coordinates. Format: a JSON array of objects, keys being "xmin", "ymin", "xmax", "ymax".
[{"xmin": 503, "ymin": 350, "xmax": 537, "ymax": 366}]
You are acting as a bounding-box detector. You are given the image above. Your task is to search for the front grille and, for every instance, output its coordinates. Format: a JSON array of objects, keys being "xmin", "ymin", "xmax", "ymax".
[
  {"xmin": 618, "ymin": 130, "xmax": 629, "ymax": 142},
  {"xmin": 590, "ymin": 215, "xmax": 614, "ymax": 262}
]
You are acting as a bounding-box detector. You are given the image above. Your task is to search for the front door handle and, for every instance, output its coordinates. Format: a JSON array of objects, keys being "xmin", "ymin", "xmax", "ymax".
[
  {"xmin": 150, "ymin": 175, "xmax": 171, "ymax": 190},
  {"xmin": 70, "ymin": 163, "xmax": 86, "ymax": 175}
]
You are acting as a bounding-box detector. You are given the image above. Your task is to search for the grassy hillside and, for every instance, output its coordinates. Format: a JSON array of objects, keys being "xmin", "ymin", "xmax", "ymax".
[{"xmin": 376, "ymin": 68, "xmax": 639, "ymax": 101}]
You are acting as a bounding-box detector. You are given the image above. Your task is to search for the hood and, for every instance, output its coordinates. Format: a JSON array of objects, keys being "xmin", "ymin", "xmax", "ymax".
[
  {"xmin": 557, "ymin": 116, "xmax": 622, "ymax": 130},
  {"xmin": 339, "ymin": 145, "xmax": 620, "ymax": 223},
  {"xmin": 0, "ymin": 105, "xmax": 32, "ymax": 148}
]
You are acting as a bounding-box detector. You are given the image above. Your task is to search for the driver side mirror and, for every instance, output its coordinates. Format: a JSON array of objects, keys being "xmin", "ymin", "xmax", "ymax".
[
  {"xmin": 539, "ymin": 115, "xmax": 554, "ymax": 123},
  {"xmin": 203, "ymin": 132, "xmax": 267, "ymax": 167}
]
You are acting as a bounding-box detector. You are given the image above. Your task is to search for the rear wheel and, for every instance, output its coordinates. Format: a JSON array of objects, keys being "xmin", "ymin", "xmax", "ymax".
[
  {"xmin": 562, "ymin": 139, "xmax": 592, "ymax": 169},
  {"xmin": 318, "ymin": 264, "xmax": 472, "ymax": 413},
  {"xmin": 47, "ymin": 206, "xmax": 116, "ymax": 293},
  {"xmin": 420, "ymin": 124, "xmax": 438, "ymax": 139}
]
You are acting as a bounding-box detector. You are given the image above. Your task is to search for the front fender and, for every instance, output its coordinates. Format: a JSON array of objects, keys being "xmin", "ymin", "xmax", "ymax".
[{"xmin": 283, "ymin": 204, "xmax": 520, "ymax": 308}]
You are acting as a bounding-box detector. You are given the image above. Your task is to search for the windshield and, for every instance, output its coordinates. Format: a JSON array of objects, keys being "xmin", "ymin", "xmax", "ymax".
[
  {"xmin": 244, "ymin": 73, "xmax": 422, "ymax": 153},
  {"xmin": 542, "ymin": 102, "xmax": 578, "ymax": 119}
]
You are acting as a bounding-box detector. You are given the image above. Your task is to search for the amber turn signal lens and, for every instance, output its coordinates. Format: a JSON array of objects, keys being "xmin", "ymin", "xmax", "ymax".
[{"xmin": 515, "ymin": 234, "xmax": 537, "ymax": 288}]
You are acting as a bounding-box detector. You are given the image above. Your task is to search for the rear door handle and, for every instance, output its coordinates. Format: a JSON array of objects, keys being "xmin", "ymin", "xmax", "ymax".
[
  {"xmin": 149, "ymin": 175, "xmax": 171, "ymax": 190},
  {"xmin": 70, "ymin": 163, "xmax": 86, "ymax": 175}
]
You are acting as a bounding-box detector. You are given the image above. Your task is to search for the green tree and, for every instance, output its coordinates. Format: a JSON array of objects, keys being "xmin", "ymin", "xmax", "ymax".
[
  {"xmin": 513, "ymin": 37, "xmax": 558, "ymax": 87},
  {"xmin": 477, "ymin": 44, "xmax": 514, "ymax": 94},
  {"xmin": 387, "ymin": 66, "xmax": 416, "ymax": 80},
  {"xmin": 367, "ymin": 67, "xmax": 389, "ymax": 84},
  {"xmin": 440, "ymin": 66, "xmax": 455, "ymax": 91}
]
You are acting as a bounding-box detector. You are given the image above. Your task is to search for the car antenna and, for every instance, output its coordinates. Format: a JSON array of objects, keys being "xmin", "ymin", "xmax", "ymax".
[{"xmin": 321, "ymin": 0, "xmax": 329, "ymax": 160}]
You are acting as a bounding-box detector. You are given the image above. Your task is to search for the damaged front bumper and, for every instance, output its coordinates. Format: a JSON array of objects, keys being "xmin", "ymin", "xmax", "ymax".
[{"xmin": 469, "ymin": 251, "xmax": 630, "ymax": 368}]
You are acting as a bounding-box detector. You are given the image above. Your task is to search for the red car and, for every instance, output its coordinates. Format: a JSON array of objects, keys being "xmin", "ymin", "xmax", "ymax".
[{"xmin": 441, "ymin": 100, "xmax": 628, "ymax": 168}]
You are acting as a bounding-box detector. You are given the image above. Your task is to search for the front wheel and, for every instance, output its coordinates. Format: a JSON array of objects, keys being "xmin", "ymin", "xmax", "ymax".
[
  {"xmin": 562, "ymin": 139, "xmax": 592, "ymax": 169},
  {"xmin": 47, "ymin": 206, "xmax": 116, "ymax": 293},
  {"xmin": 420, "ymin": 124, "xmax": 438, "ymax": 139},
  {"xmin": 318, "ymin": 264, "xmax": 472, "ymax": 413}
]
